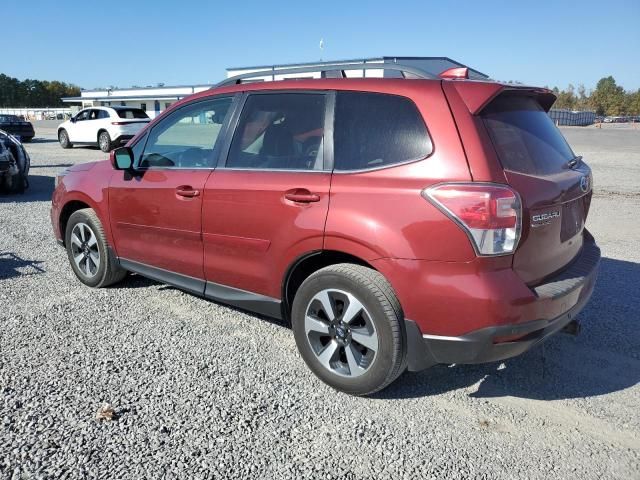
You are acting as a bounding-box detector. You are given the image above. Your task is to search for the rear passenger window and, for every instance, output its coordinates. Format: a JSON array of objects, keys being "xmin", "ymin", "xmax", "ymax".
[
  {"xmin": 334, "ymin": 92, "xmax": 432, "ymax": 171},
  {"xmin": 226, "ymin": 93, "xmax": 326, "ymax": 171}
]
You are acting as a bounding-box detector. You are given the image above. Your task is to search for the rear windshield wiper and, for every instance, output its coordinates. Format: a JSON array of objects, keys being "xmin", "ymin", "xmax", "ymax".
[{"xmin": 565, "ymin": 155, "xmax": 582, "ymax": 169}]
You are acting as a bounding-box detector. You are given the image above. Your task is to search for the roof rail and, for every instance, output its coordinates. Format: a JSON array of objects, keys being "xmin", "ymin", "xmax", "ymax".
[{"xmin": 215, "ymin": 62, "xmax": 437, "ymax": 88}]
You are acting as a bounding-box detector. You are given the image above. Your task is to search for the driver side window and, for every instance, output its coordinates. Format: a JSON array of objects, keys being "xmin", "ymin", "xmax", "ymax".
[
  {"xmin": 139, "ymin": 97, "xmax": 234, "ymax": 169},
  {"xmin": 75, "ymin": 110, "xmax": 90, "ymax": 122}
]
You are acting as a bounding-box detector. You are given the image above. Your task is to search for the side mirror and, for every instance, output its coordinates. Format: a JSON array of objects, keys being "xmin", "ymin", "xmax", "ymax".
[
  {"xmin": 111, "ymin": 147, "xmax": 134, "ymax": 170},
  {"xmin": 70, "ymin": 117, "xmax": 77, "ymax": 123}
]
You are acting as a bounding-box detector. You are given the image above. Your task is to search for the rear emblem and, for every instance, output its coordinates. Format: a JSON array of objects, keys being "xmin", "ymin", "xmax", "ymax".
[
  {"xmin": 531, "ymin": 211, "xmax": 560, "ymax": 228},
  {"xmin": 580, "ymin": 176, "xmax": 590, "ymax": 193}
]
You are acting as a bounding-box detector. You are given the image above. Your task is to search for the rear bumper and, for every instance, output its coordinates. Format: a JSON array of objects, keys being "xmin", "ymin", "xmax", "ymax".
[
  {"xmin": 2, "ymin": 127, "xmax": 34, "ymax": 139},
  {"xmin": 401, "ymin": 234, "xmax": 600, "ymax": 370}
]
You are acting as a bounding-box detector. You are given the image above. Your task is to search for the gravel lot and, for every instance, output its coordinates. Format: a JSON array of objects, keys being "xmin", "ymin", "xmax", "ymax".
[{"xmin": 1, "ymin": 122, "xmax": 639, "ymax": 479}]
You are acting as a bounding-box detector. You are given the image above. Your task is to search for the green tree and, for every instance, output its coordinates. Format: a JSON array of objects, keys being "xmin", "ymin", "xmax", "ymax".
[
  {"xmin": 0, "ymin": 73, "xmax": 80, "ymax": 107},
  {"xmin": 590, "ymin": 76, "xmax": 626, "ymax": 116}
]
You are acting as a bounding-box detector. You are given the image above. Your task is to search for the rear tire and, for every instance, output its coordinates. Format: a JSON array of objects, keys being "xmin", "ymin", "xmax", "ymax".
[
  {"xmin": 98, "ymin": 131, "xmax": 112, "ymax": 152},
  {"xmin": 291, "ymin": 263, "xmax": 406, "ymax": 396},
  {"xmin": 65, "ymin": 208, "xmax": 126, "ymax": 288},
  {"xmin": 58, "ymin": 129, "xmax": 72, "ymax": 149}
]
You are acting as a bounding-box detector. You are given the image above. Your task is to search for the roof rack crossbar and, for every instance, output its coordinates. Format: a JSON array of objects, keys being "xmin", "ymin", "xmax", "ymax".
[{"xmin": 215, "ymin": 62, "xmax": 437, "ymax": 88}]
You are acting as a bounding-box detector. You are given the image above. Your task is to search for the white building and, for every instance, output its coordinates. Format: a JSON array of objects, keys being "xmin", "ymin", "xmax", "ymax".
[{"xmin": 62, "ymin": 84, "xmax": 213, "ymax": 118}]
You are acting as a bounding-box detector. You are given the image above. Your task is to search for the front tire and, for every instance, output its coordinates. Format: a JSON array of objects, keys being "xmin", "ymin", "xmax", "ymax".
[
  {"xmin": 65, "ymin": 209, "xmax": 126, "ymax": 288},
  {"xmin": 98, "ymin": 131, "xmax": 112, "ymax": 152},
  {"xmin": 58, "ymin": 129, "xmax": 72, "ymax": 149},
  {"xmin": 292, "ymin": 264, "xmax": 406, "ymax": 396}
]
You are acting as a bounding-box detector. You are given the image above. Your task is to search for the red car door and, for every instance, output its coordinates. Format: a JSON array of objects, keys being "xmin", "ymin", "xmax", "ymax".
[
  {"xmin": 108, "ymin": 96, "xmax": 236, "ymax": 292},
  {"xmin": 201, "ymin": 92, "xmax": 332, "ymax": 312}
]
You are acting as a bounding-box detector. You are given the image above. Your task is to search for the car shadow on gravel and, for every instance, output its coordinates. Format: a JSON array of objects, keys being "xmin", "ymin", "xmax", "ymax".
[
  {"xmin": 377, "ymin": 256, "xmax": 640, "ymax": 401},
  {"xmin": 0, "ymin": 175, "xmax": 54, "ymax": 203},
  {"xmin": 117, "ymin": 273, "xmax": 289, "ymax": 329},
  {"xmin": 0, "ymin": 252, "xmax": 45, "ymax": 280},
  {"xmin": 28, "ymin": 138, "xmax": 58, "ymax": 144}
]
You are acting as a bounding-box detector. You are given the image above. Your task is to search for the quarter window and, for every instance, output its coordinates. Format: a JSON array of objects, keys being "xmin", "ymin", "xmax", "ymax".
[
  {"xmin": 226, "ymin": 93, "xmax": 326, "ymax": 171},
  {"xmin": 334, "ymin": 92, "xmax": 432, "ymax": 171},
  {"xmin": 139, "ymin": 97, "xmax": 233, "ymax": 169}
]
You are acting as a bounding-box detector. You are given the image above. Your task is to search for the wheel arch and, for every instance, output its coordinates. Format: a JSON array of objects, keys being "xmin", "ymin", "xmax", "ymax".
[
  {"xmin": 59, "ymin": 200, "xmax": 91, "ymax": 246},
  {"xmin": 97, "ymin": 129, "xmax": 109, "ymax": 141},
  {"xmin": 281, "ymin": 249, "xmax": 378, "ymax": 324},
  {"xmin": 57, "ymin": 192, "xmax": 109, "ymax": 247}
]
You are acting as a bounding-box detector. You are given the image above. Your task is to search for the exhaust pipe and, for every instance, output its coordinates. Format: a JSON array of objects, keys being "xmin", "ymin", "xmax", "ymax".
[{"xmin": 561, "ymin": 319, "xmax": 581, "ymax": 336}]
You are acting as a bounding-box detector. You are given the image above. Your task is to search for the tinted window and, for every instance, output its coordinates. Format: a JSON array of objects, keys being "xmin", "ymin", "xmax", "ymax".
[
  {"xmin": 482, "ymin": 96, "xmax": 575, "ymax": 175},
  {"xmin": 334, "ymin": 92, "xmax": 432, "ymax": 170},
  {"xmin": 98, "ymin": 110, "xmax": 109, "ymax": 119},
  {"xmin": 139, "ymin": 97, "xmax": 233, "ymax": 169},
  {"xmin": 75, "ymin": 110, "xmax": 90, "ymax": 121},
  {"xmin": 226, "ymin": 93, "xmax": 325, "ymax": 171},
  {"xmin": 116, "ymin": 108, "xmax": 149, "ymax": 119},
  {"xmin": 0, "ymin": 115, "xmax": 18, "ymax": 122}
]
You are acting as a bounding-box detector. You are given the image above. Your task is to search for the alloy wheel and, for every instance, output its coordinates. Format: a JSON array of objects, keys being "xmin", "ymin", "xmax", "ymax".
[
  {"xmin": 304, "ymin": 289, "xmax": 378, "ymax": 378},
  {"xmin": 70, "ymin": 222, "xmax": 100, "ymax": 277},
  {"xmin": 99, "ymin": 133, "xmax": 109, "ymax": 151}
]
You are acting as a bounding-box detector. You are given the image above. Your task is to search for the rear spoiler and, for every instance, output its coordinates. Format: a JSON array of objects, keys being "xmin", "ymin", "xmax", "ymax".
[{"xmin": 447, "ymin": 81, "xmax": 556, "ymax": 114}]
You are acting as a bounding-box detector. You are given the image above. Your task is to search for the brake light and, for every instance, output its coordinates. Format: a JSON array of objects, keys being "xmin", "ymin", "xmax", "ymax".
[
  {"xmin": 111, "ymin": 122, "xmax": 127, "ymax": 125},
  {"xmin": 422, "ymin": 183, "xmax": 522, "ymax": 256}
]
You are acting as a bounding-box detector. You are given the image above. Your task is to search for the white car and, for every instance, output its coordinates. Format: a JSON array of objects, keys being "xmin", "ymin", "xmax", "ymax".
[{"xmin": 57, "ymin": 106, "xmax": 150, "ymax": 152}]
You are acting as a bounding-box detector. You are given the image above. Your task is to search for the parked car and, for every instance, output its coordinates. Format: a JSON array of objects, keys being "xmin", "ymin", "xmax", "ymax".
[
  {"xmin": 51, "ymin": 66, "xmax": 600, "ymax": 395},
  {"xmin": 0, "ymin": 130, "xmax": 30, "ymax": 193},
  {"xmin": 0, "ymin": 114, "xmax": 35, "ymax": 142},
  {"xmin": 57, "ymin": 106, "xmax": 151, "ymax": 152}
]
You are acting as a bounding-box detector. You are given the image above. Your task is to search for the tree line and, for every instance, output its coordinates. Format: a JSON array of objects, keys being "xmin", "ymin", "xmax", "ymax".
[
  {"xmin": 549, "ymin": 76, "xmax": 640, "ymax": 116},
  {"xmin": 0, "ymin": 73, "xmax": 81, "ymax": 108}
]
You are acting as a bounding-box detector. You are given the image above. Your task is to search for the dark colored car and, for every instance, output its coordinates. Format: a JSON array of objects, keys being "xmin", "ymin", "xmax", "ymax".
[
  {"xmin": 51, "ymin": 64, "xmax": 599, "ymax": 395},
  {"xmin": 0, "ymin": 115, "xmax": 35, "ymax": 142},
  {"xmin": 0, "ymin": 130, "xmax": 30, "ymax": 193}
]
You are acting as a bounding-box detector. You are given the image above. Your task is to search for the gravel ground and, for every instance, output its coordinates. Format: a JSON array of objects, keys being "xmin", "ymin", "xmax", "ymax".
[{"xmin": 1, "ymin": 123, "xmax": 639, "ymax": 479}]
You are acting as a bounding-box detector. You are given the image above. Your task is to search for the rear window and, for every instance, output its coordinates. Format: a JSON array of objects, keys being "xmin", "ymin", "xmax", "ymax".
[
  {"xmin": 116, "ymin": 108, "xmax": 149, "ymax": 119},
  {"xmin": 0, "ymin": 115, "xmax": 18, "ymax": 122},
  {"xmin": 334, "ymin": 92, "xmax": 432, "ymax": 171},
  {"xmin": 482, "ymin": 96, "xmax": 575, "ymax": 175}
]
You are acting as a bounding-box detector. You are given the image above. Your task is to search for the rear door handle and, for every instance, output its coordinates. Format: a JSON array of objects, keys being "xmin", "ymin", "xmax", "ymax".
[
  {"xmin": 176, "ymin": 186, "xmax": 200, "ymax": 198},
  {"xmin": 285, "ymin": 190, "xmax": 321, "ymax": 203}
]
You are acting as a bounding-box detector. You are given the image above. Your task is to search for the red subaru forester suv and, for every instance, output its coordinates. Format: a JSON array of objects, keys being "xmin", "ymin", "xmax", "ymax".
[{"xmin": 51, "ymin": 64, "xmax": 599, "ymax": 395}]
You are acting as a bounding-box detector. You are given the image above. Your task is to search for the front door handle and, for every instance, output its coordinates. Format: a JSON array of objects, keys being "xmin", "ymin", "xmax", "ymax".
[
  {"xmin": 176, "ymin": 186, "xmax": 200, "ymax": 198},
  {"xmin": 285, "ymin": 189, "xmax": 321, "ymax": 203}
]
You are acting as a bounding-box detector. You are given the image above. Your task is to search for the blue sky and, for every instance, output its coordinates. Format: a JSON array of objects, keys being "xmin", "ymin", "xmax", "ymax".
[{"xmin": 4, "ymin": 0, "xmax": 639, "ymax": 91}]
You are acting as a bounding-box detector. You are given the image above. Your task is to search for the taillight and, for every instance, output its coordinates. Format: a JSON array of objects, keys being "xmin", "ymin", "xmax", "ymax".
[
  {"xmin": 111, "ymin": 122, "xmax": 127, "ymax": 125},
  {"xmin": 422, "ymin": 183, "xmax": 522, "ymax": 256}
]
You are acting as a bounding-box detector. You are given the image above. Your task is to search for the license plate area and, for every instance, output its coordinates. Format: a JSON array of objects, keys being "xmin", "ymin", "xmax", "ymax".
[{"xmin": 561, "ymin": 197, "xmax": 585, "ymax": 242}]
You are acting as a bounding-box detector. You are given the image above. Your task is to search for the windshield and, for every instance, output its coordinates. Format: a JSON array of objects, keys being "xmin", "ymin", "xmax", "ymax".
[
  {"xmin": 482, "ymin": 96, "xmax": 575, "ymax": 175},
  {"xmin": 116, "ymin": 109, "xmax": 149, "ymax": 119}
]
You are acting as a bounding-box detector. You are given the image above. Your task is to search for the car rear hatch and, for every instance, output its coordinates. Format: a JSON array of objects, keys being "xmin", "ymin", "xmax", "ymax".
[{"xmin": 445, "ymin": 83, "xmax": 593, "ymax": 285}]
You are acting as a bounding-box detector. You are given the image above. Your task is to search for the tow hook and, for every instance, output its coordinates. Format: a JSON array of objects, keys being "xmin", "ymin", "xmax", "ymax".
[{"xmin": 561, "ymin": 319, "xmax": 581, "ymax": 336}]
